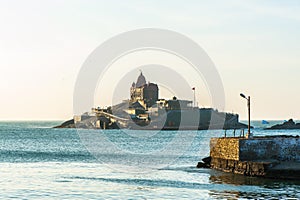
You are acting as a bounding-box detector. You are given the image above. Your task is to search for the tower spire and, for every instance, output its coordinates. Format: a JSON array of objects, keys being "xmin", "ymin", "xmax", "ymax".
[{"xmin": 136, "ymin": 70, "xmax": 146, "ymax": 87}]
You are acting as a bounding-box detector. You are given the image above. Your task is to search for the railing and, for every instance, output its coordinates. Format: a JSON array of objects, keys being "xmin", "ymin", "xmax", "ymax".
[{"xmin": 224, "ymin": 129, "xmax": 245, "ymax": 138}]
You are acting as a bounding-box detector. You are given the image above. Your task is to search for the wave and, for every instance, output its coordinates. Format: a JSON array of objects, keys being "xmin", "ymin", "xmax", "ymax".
[{"xmin": 0, "ymin": 150, "xmax": 95, "ymax": 162}]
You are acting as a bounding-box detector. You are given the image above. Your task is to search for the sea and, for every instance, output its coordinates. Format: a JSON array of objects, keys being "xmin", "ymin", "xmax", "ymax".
[{"xmin": 0, "ymin": 121, "xmax": 299, "ymax": 199}]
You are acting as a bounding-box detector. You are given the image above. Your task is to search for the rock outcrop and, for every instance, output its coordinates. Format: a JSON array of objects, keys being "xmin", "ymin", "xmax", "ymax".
[
  {"xmin": 54, "ymin": 119, "xmax": 75, "ymax": 128},
  {"xmin": 267, "ymin": 119, "xmax": 300, "ymax": 130}
]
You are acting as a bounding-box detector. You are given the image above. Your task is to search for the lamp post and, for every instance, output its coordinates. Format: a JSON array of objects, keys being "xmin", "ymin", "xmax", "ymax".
[{"xmin": 240, "ymin": 93, "xmax": 252, "ymax": 138}]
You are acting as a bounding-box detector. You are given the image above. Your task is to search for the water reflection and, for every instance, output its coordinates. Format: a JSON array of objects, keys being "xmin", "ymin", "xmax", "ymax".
[
  {"xmin": 209, "ymin": 190, "xmax": 240, "ymax": 200},
  {"xmin": 208, "ymin": 170, "xmax": 300, "ymax": 199}
]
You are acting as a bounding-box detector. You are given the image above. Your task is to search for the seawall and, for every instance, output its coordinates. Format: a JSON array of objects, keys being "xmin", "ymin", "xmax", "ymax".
[{"xmin": 208, "ymin": 136, "xmax": 300, "ymax": 179}]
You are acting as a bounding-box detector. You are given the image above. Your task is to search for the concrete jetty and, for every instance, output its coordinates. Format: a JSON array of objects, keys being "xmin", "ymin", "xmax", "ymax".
[{"xmin": 198, "ymin": 135, "xmax": 300, "ymax": 180}]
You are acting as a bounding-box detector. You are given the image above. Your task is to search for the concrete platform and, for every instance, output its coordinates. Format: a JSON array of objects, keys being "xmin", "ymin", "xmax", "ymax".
[{"xmin": 200, "ymin": 136, "xmax": 300, "ymax": 180}]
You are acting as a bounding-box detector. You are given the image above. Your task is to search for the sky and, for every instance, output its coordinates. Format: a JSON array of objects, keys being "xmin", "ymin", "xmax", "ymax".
[{"xmin": 0, "ymin": 0, "xmax": 299, "ymax": 120}]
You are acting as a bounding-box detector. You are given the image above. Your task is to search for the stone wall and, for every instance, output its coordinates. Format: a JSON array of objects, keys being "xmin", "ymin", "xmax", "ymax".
[
  {"xmin": 210, "ymin": 136, "xmax": 300, "ymax": 162},
  {"xmin": 210, "ymin": 138, "xmax": 240, "ymax": 161},
  {"xmin": 208, "ymin": 136, "xmax": 300, "ymax": 179},
  {"xmin": 209, "ymin": 157, "xmax": 300, "ymax": 179},
  {"xmin": 239, "ymin": 137, "xmax": 300, "ymax": 162},
  {"xmin": 210, "ymin": 157, "xmax": 271, "ymax": 176}
]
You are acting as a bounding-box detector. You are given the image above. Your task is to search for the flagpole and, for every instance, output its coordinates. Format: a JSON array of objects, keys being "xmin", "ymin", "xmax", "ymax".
[{"xmin": 193, "ymin": 87, "xmax": 196, "ymax": 107}]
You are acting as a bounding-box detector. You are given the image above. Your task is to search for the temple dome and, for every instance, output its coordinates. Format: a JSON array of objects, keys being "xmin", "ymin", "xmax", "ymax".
[{"xmin": 136, "ymin": 72, "xmax": 146, "ymax": 87}]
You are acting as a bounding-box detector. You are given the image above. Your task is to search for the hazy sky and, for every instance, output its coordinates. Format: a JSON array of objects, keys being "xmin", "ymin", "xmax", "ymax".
[{"xmin": 0, "ymin": 0, "xmax": 299, "ymax": 120}]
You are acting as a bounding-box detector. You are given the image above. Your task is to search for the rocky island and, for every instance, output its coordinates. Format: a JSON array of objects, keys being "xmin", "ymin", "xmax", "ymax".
[
  {"xmin": 55, "ymin": 72, "xmax": 248, "ymax": 130},
  {"xmin": 266, "ymin": 119, "xmax": 300, "ymax": 130}
]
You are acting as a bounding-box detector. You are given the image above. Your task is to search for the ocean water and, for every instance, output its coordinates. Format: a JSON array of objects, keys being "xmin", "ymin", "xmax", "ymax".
[{"xmin": 0, "ymin": 121, "xmax": 299, "ymax": 199}]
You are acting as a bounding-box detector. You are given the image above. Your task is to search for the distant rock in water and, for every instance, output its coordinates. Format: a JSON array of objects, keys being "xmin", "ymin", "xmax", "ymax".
[
  {"xmin": 54, "ymin": 119, "xmax": 75, "ymax": 128},
  {"xmin": 267, "ymin": 119, "xmax": 300, "ymax": 130}
]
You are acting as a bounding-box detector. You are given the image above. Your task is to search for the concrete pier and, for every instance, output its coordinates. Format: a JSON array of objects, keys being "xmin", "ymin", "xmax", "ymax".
[{"xmin": 203, "ymin": 136, "xmax": 300, "ymax": 179}]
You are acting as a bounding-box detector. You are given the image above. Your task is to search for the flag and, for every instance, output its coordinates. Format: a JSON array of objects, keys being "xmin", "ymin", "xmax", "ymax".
[
  {"xmin": 192, "ymin": 87, "xmax": 195, "ymax": 90},
  {"xmin": 262, "ymin": 120, "xmax": 269, "ymax": 124}
]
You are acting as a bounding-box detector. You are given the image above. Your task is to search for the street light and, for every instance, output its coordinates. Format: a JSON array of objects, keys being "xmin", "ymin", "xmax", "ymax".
[
  {"xmin": 240, "ymin": 93, "xmax": 252, "ymax": 138},
  {"xmin": 240, "ymin": 93, "xmax": 246, "ymax": 99}
]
